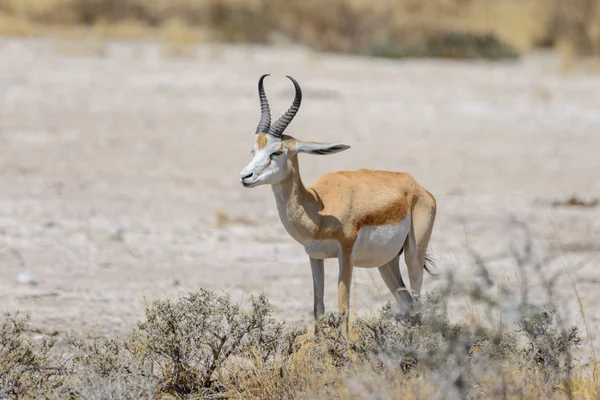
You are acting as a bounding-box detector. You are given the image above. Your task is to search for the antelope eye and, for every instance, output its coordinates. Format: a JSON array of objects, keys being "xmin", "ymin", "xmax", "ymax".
[{"xmin": 270, "ymin": 151, "xmax": 283, "ymax": 159}]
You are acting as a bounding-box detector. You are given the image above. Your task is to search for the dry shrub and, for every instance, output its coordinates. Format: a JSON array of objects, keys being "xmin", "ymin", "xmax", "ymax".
[
  {"xmin": 130, "ymin": 290, "xmax": 281, "ymax": 395},
  {"xmin": 66, "ymin": 333, "xmax": 158, "ymax": 399},
  {"xmin": 1, "ymin": 254, "xmax": 597, "ymax": 399},
  {"xmin": 0, "ymin": 314, "xmax": 68, "ymax": 398},
  {"xmin": 520, "ymin": 308, "xmax": 581, "ymax": 381},
  {"xmin": 226, "ymin": 292, "xmax": 584, "ymax": 399}
]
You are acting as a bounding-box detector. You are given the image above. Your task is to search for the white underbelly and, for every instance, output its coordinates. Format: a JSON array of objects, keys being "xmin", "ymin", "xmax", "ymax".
[
  {"xmin": 353, "ymin": 216, "xmax": 411, "ymax": 268},
  {"xmin": 304, "ymin": 215, "xmax": 412, "ymax": 268}
]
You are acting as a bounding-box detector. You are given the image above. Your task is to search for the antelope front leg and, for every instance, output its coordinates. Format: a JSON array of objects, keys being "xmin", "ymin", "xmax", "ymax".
[
  {"xmin": 337, "ymin": 248, "xmax": 354, "ymax": 337},
  {"xmin": 310, "ymin": 257, "xmax": 325, "ymax": 319}
]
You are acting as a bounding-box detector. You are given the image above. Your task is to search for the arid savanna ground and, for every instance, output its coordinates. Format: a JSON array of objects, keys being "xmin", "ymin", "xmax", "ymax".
[{"xmin": 0, "ymin": 37, "xmax": 599, "ymax": 367}]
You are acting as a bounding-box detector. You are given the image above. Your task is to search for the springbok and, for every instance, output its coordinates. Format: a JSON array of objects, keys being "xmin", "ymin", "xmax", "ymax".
[{"xmin": 240, "ymin": 75, "xmax": 436, "ymax": 335}]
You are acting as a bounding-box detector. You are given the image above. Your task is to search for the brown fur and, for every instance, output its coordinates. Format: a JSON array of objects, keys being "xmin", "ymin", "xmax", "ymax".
[
  {"xmin": 263, "ymin": 136, "xmax": 436, "ymax": 337},
  {"xmin": 256, "ymin": 133, "xmax": 268, "ymax": 149},
  {"xmin": 247, "ymin": 75, "xmax": 437, "ymax": 336},
  {"xmin": 274, "ymin": 155, "xmax": 433, "ymax": 244}
]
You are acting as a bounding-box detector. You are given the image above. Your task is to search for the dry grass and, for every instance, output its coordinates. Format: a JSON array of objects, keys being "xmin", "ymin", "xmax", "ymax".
[
  {"xmin": 2, "ymin": 254, "xmax": 599, "ymax": 399},
  {"xmin": 0, "ymin": 0, "xmax": 598, "ymax": 58}
]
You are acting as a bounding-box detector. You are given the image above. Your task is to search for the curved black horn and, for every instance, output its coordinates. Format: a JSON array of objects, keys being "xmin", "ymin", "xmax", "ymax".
[
  {"xmin": 268, "ymin": 75, "xmax": 302, "ymax": 137},
  {"xmin": 255, "ymin": 74, "xmax": 271, "ymax": 134}
]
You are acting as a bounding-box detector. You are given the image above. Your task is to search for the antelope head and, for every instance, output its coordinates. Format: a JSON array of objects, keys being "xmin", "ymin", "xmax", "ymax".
[{"xmin": 240, "ymin": 74, "xmax": 350, "ymax": 188}]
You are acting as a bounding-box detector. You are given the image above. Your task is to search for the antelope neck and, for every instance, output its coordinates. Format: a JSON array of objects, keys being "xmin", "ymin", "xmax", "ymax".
[{"xmin": 271, "ymin": 155, "xmax": 322, "ymax": 238}]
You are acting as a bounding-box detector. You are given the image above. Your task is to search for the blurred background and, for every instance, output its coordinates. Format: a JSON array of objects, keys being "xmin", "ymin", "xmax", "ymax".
[
  {"xmin": 1, "ymin": 0, "xmax": 600, "ymax": 61},
  {"xmin": 0, "ymin": 0, "xmax": 599, "ymax": 349}
]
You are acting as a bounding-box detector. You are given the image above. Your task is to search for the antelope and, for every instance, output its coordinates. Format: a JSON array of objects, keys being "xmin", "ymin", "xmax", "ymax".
[{"xmin": 240, "ymin": 75, "xmax": 436, "ymax": 336}]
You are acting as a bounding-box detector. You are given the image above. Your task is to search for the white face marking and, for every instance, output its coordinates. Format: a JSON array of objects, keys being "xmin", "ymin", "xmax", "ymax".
[{"xmin": 240, "ymin": 135, "xmax": 289, "ymax": 188}]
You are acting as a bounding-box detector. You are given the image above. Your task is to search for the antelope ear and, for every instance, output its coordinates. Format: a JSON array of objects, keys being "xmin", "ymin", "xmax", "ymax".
[{"xmin": 293, "ymin": 141, "xmax": 350, "ymax": 155}]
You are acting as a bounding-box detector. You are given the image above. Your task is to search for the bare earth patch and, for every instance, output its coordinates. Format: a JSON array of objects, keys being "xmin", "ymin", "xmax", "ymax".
[{"xmin": 0, "ymin": 37, "xmax": 599, "ymax": 364}]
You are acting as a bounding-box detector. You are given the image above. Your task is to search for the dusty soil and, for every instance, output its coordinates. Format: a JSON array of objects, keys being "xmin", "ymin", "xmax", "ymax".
[{"xmin": 0, "ymin": 38, "xmax": 599, "ymax": 358}]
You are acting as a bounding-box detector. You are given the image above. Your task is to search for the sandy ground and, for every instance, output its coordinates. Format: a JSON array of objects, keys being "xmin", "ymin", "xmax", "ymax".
[{"xmin": 0, "ymin": 38, "xmax": 599, "ymax": 359}]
